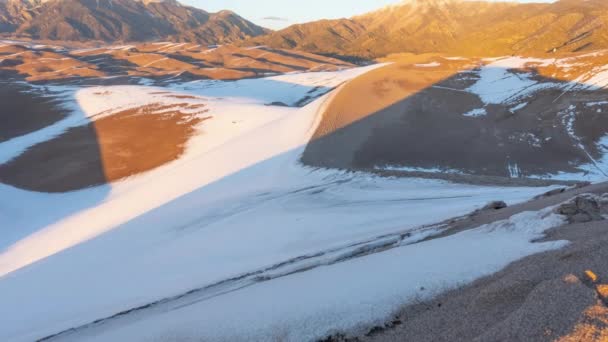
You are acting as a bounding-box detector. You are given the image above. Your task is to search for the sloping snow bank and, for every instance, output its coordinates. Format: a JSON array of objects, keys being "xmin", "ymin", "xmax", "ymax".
[{"xmin": 73, "ymin": 209, "xmax": 567, "ymax": 342}]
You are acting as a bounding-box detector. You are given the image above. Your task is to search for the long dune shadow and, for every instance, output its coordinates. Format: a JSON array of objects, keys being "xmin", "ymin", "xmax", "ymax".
[
  {"xmin": 164, "ymin": 53, "xmax": 210, "ymax": 67},
  {"xmin": 231, "ymin": 53, "xmax": 310, "ymax": 71},
  {"xmin": 20, "ymin": 62, "xmax": 605, "ymax": 248},
  {"xmin": 0, "ymin": 82, "xmax": 213, "ymax": 251},
  {"xmin": 0, "ymin": 77, "xmax": 336, "ymax": 253},
  {"xmin": 0, "ymin": 81, "xmax": 110, "ymax": 251},
  {"xmin": 36, "ymin": 63, "xmax": 608, "ymax": 259},
  {"xmin": 303, "ymin": 62, "xmax": 608, "ymax": 180},
  {"xmin": 76, "ymin": 53, "xmax": 142, "ymax": 75},
  {"xmin": 2, "ymin": 60, "xmax": 608, "ymax": 341},
  {"xmin": 2, "ymin": 61, "xmax": 607, "ymax": 263},
  {"xmin": 259, "ymin": 47, "xmax": 353, "ymax": 66},
  {"xmin": 0, "ymin": 82, "xmax": 68, "ymax": 142}
]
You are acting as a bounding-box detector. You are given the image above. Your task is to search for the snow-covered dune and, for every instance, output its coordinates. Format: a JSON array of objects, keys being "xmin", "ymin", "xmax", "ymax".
[{"xmin": 0, "ymin": 65, "xmax": 560, "ymax": 341}]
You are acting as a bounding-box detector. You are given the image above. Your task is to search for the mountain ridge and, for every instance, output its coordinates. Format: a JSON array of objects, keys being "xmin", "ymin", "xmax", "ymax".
[
  {"xmin": 4, "ymin": 0, "xmax": 608, "ymax": 57},
  {"xmin": 246, "ymin": 0, "xmax": 608, "ymax": 58},
  {"xmin": 0, "ymin": 0, "xmax": 269, "ymax": 44}
]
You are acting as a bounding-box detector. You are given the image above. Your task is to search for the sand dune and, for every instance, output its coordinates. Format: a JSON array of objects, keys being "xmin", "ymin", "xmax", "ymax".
[
  {"xmin": 0, "ymin": 41, "xmax": 352, "ymax": 82},
  {"xmin": 0, "ymin": 102, "xmax": 207, "ymax": 192},
  {"xmin": 2, "ymin": 32, "xmax": 608, "ymax": 342},
  {"xmin": 303, "ymin": 52, "xmax": 608, "ymax": 182}
]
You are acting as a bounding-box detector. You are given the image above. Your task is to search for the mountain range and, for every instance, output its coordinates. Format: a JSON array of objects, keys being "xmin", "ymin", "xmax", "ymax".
[
  {"xmin": 2, "ymin": 0, "xmax": 608, "ymax": 57},
  {"xmin": 0, "ymin": 0, "xmax": 267, "ymax": 44},
  {"xmin": 248, "ymin": 0, "xmax": 608, "ymax": 57}
]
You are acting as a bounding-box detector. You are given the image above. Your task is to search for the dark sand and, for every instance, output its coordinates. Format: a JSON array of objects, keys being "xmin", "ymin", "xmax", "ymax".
[
  {"xmin": 0, "ymin": 83, "xmax": 67, "ymax": 142},
  {"xmin": 302, "ymin": 60, "xmax": 608, "ymax": 180},
  {"xmin": 330, "ymin": 182, "xmax": 608, "ymax": 342}
]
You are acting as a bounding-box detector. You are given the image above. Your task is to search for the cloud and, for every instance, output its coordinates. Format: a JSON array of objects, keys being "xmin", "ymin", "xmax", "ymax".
[{"xmin": 261, "ymin": 16, "xmax": 289, "ymax": 22}]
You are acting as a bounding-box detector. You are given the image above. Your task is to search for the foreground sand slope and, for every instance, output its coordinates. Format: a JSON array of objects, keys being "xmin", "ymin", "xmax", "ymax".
[{"xmin": 355, "ymin": 183, "xmax": 608, "ymax": 342}]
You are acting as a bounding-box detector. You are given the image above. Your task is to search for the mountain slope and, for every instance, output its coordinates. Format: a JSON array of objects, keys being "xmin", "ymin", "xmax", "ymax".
[
  {"xmin": 453, "ymin": 0, "xmax": 608, "ymax": 56},
  {"xmin": 245, "ymin": 18, "xmax": 367, "ymax": 56},
  {"xmin": 351, "ymin": 0, "xmax": 530, "ymax": 56},
  {"xmin": 0, "ymin": 0, "xmax": 37, "ymax": 32},
  {"xmin": 0, "ymin": 0, "xmax": 268, "ymax": 43},
  {"xmin": 247, "ymin": 0, "xmax": 608, "ymax": 58}
]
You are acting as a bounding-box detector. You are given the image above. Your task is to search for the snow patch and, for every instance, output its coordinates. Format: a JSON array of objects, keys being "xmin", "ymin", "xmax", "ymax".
[
  {"xmin": 415, "ymin": 62, "xmax": 441, "ymax": 67},
  {"xmin": 509, "ymin": 102, "xmax": 528, "ymax": 112},
  {"xmin": 379, "ymin": 165, "xmax": 464, "ymax": 175},
  {"xmin": 468, "ymin": 57, "xmax": 558, "ymax": 105},
  {"xmin": 585, "ymin": 101, "xmax": 608, "ymax": 107},
  {"xmin": 463, "ymin": 108, "xmax": 487, "ymax": 117}
]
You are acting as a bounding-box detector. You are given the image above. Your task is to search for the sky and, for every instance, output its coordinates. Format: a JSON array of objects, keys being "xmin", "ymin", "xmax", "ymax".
[{"xmin": 183, "ymin": 0, "xmax": 556, "ymax": 30}]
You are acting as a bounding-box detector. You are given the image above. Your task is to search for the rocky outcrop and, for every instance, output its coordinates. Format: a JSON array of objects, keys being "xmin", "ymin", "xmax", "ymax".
[
  {"xmin": 482, "ymin": 201, "xmax": 508, "ymax": 211},
  {"xmin": 554, "ymin": 194, "xmax": 605, "ymax": 224}
]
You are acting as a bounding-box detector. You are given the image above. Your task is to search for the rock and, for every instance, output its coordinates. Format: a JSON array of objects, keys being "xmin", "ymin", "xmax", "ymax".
[
  {"xmin": 597, "ymin": 284, "xmax": 608, "ymax": 302},
  {"xmin": 266, "ymin": 101, "xmax": 289, "ymax": 107},
  {"xmin": 583, "ymin": 270, "xmax": 599, "ymax": 285},
  {"xmin": 554, "ymin": 194, "xmax": 604, "ymax": 223},
  {"xmin": 482, "ymin": 201, "xmax": 508, "ymax": 211},
  {"xmin": 534, "ymin": 187, "xmax": 566, "ymax": 200},
  {"xmin": 470, "ymin": 200, "xmax": 508, "ymax": 217},
  {"xmin": 600, "ymin": 193, "xmax": 608, "ymax": 206},
  {"xmin": 574, "ymin": 181, "xmax": 592, "ymax": 189},
  {"xmin": 601, "ymin": 194, "xmax": 608, "ymax": 215}
]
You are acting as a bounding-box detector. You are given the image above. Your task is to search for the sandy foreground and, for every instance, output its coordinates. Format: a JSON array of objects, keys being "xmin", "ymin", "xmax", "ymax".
[{"xmin": 324, "ymin": 182, "xmax": 608, "ymax": 342}]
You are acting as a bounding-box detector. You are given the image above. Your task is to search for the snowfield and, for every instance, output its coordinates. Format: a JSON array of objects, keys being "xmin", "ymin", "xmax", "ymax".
[
  {"xmin": 65, "ymin": 209, "xmax": 567, "ymax": 342},
  {"xmin": 0, "ymin": 65, "xmax": 567, "ymax": 341}
]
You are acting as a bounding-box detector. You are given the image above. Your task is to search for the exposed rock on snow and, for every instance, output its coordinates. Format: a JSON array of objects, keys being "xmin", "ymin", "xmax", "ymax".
[
  {"xmin": 554, "ymin": 194, "xmax": 604, "ymax": 223},
  {"xmin": 601, "ymin": 193, "xmax": 608, "ymax": 206},
  {"xmin": 534, "ymin": 187, "xmax": 567, "ymax": 200},
  {"xmin": 470, "ymin": 200, "xmax": 508, "ymax": 217},
  {"xmin": 482, "ymin": 201, "xmax": 508, "ymax": 211}
]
